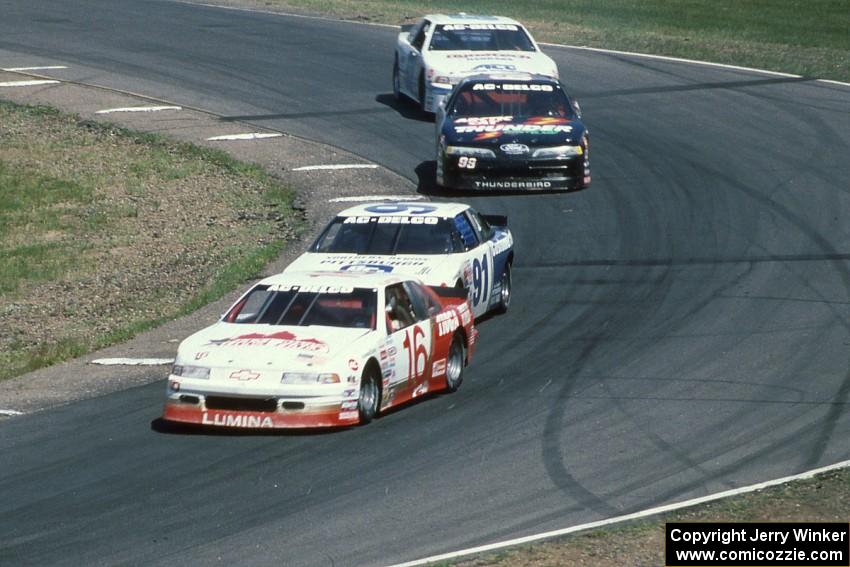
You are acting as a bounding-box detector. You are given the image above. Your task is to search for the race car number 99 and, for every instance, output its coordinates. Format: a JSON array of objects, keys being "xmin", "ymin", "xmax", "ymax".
[{"xmin": 458, "ymin": 156, "xmax": 477, "ymax": 169}]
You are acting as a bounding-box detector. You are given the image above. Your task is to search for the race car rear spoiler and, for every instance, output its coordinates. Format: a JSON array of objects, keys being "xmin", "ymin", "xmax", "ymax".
[
  {"xmin": 482, "ymin": 214, "xmax": 508, "ymax": 228},
  {"xmin": 429, "ymin": 286, "xmax": 468, "ymax": 300}
]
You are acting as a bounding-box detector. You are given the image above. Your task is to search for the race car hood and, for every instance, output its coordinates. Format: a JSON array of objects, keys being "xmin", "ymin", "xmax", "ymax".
[
  {"xmin": 444, "ymin": 115, "xmax": 586, "ymax": 146},
  {"xmin": 287, "ymin": 252, "xmax": 453, "ymax": 281},
  {"xmin": 425, "ymin": 51, "xmax": 557, "ymax": 77},
  {"xmin": 176, "ymin": 323, "xmax": 372, "ymax": 372}
]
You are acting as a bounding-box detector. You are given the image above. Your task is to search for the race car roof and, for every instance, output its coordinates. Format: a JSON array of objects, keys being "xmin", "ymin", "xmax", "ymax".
[
  {"xmin": 257, "ymin": 270, "xmax": 410, "ymax": 289},
  {"xmin": 335, "ymin": 201, "xmax": 470, "ymax": 219},
  {"xmin": 424, "ymin": 14, "xmax": 524, "ymax": 26}
]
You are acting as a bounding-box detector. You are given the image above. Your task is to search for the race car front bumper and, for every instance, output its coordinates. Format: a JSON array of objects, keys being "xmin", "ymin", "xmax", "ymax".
[
  {"xmin": 162, "ymin": 380, "xmax": 361, "ymax": 428},
  {"xmin": 440, "ymin": 154, "xmax": 590, "ymax": 191}
]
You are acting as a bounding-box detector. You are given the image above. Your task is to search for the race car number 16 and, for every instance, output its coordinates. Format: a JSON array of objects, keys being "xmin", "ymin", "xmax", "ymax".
[{"xmin": 403, "ymin": 325, "xmax": 427, "ymax": 380}]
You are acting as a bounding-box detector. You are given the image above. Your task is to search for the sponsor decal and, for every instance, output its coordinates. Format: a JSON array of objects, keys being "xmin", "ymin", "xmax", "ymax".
[
  {"xmin": 269, "ymin": 284, "xmax": 354, "ymax": 294},
  {"xmin": 472, "ymin": 83, "xmax": 554, "ymax": 92},
  {"xmin": 348, "ymin": 359, "xmax": 359, "ymax": 371},
  {"xmin": 340, "ymin": 400, "xmax": 358, "ymax": 410},
  {"xmin": 473, "ymin": 64, "xmax": 517, "ymax": 71},
  {"xmin": 363, "ymin": 203, "xmax": 437, "ymax": 215},
  {"xmin": 380, "ymin": 349, "xmax": 388, "ymax": 361},
  {"xmin": 455, "ymin": 116, "xmax": 512, "ymax": 126},
  {"xmin": 432, "ymin": 358, "xmax": 447, "ymax": 376},
  {"xmin": 458, "ymin": 302, "xmax": 472, "ymax": 325},
  {"xmin": 500, "ymin": 143, "xmax": 530, "ymax": 155},
  {"xmin": 340, "ymin": 263, "xmax": 394, "ymax": 273},
  {"xmin": 343, "ymin": 389, "xmax": 356, "ymax": 397},
  {"xmin": 436, "ymin": 310, "xmax": 461, "ymax": 337},
  {"xmin": 441, "ymin": 23, "xmax": 519, "ymax": 31},
  {"xmin": 339, "ymin": 410, "xmax": 359, "ymax": 420},
  {"xmin": 347, "ymin": 375, "xmax": 357, "ymax": 383},
  {"xmin": 412, "ymin": 383, "xmax": 428, "ymax": 398},
  {"xmin": 319, "ymin": 255, "xmax": 428, "ymax": 267},
  {"xmin": 474, "ymin": 180, "xmax": 553, "ymax": 189},
  {"xmin": 492, "ymin": 232, "xmax": 514, "ymax": 255},
  {"xmin": 387, "ymin": 346, "xmax": 398, "ymax": 357},
  {"xmin": 446, "ymin": 53, "xmax": 532, "ymax": 60},
  {"xmin": 342, "ymin": 215, "xmax": 439, "ymax": 225},
  {"xmin": 454, "ymin": 117, "xmax": 573, "ymax": 141},
  {"xmin": 202, "ymin": 412, "xmax": 274, "ymax": 428},
  {"xmin": 230, "ymin": 369, "xmax": 260, "ymax": 381},
  {"xmin": 207, "ymin": 330, "xmax": 329, "ymax": 353},
  {"xmin": 195, "ymin": 351, "xmax": 209, "ymax": 360}
]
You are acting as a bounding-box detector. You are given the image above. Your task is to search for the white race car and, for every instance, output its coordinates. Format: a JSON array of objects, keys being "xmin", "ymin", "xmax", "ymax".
[
  {"xmin": 284, "ymin": 202, "xmax": 514, "ymax": 320},
  {"xmin": 393, "ymin": 13, "xmax": 559, "ymax": 113},
  {"xmin": 162, "ymin": 271, "xmax": 477, "ymax": 429}
]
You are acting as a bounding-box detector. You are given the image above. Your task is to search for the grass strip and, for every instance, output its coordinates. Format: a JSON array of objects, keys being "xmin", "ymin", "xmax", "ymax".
[
  {"xmin": 0, "ymin": 100, "xmax": 303, "ymax": 381},
  {"xmin": 233, "ymin": 0, "xmax": 850, "ymax": 82}
]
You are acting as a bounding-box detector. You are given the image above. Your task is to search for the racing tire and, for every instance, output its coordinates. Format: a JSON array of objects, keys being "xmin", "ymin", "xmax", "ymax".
[
  {"xmin": 358, "ymin": 366, "xmax": 380, "ymax": 425},
  {"xmin": 444, "ymin": 334, "xmax": 465, "ymax": 393},
  {"xmin": 392, "ymin": 58, "xmax": 401, "ymax": 101},
  {"xmin": 494, "ymin": 262, "xmax": 512, "ymax": 314}
]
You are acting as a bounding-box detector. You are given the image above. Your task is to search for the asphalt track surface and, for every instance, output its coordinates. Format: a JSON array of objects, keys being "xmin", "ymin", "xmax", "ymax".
[{"xmin": 2, "ymin": 1, "xmax": 850, "ymax": 566}]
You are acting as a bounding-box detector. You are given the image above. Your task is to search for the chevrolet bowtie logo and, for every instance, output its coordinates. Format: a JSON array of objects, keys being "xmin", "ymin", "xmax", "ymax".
[{"xmin": 230, "ymin": 369, "xmax": 260, "ymax": 381}]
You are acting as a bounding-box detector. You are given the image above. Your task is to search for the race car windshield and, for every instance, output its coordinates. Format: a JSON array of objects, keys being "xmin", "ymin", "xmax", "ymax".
[
  {"xmin": 450, "ymin": 83, "xmax": 574, "ymax": 118},
  {"xmin": 429, "ymin": 24, "xmax": 535, "ymax": 51},
  {"xmin": 225, "ymin": 285, "xmax": 378, "ymax": 329},
  {"xmin": 312, "ymin": 217, "xmax": 462, "ymax": 254}
]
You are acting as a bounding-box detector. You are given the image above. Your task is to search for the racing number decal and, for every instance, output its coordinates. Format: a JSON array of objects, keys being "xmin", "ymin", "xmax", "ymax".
[
  {"xmin": 458, "ymin": 156, "xmax": 477, "ymax": 169},
  {"xmin": 402, "ymin": 324, "xmax": 428, "ymax": 381},
  {"xmin": 471, "ymin": 254, "xmax": 489, "ymax": 307}
]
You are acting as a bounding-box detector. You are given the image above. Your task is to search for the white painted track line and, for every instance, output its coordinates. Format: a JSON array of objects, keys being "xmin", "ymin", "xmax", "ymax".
[
  {"xmin": 0, "ymin": 409, "xmax": 24, "ymax": 417},
  {"xmin": 542, "ymin": 43, "xmax": 803, "ymax": 78},
  {"xmin": 96, "ymin": 105, "xmax": 182, "ymax": 114},
  {"xmin": 329, "ymin": 195, "xmax": 426, "ymax": 203},
  {"xmin": 293, "ymin": 164, "xmax": 379, "ymax": 171},
  {"xmin": 387, "ymin": 459, "xmax": 850, "ymax": 567},
  {"xmin": 0, "ymin": 80, "xmax": 60, "ymax": 87},
  {"xmin": 207, "ymin": 132, "xmax": 282, "ymax": 141},
  {"xmin": 91, "ymin": 358, "xmax": 174, "ymax": 366},
  {"xmin": 2, "ymin": 65, "xmax": 67, "ymax": 71}
]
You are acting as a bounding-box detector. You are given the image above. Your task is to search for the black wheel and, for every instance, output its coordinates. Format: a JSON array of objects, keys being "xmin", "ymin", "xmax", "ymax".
[
  {"xmin": 444, "ymin": 334, "xmax": 465, "ymax": 393},
  {"xmin": 392, "ymin": 58, "xmax": 401, "ymax": 101},
  {"xmin": 494, "ymin": 262, "xmax": 512, "ymax": 314},
  {"xmin": 358, "ymin": 366, "xmax": 380, "ymax": 424}
]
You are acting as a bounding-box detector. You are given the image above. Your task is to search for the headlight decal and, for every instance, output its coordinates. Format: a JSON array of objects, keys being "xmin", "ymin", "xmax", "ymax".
[
  {"xmin": 445, "ymin": 146, "xmax": 496, "ymax": 158},
  {"xmin": 531, "ymin": 145, "xmax": 583, "ymax": 159},
  {"xmin": 171, "ymin": 365, "xmax": 210, "ymax": 379}
]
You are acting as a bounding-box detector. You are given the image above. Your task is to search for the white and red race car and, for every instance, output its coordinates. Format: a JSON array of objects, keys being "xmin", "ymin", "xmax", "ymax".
[
  {"xmin": 162, "ymin": 271, "xmax": 476, "ymax": 429},
  {"xmin": 284, "ymin": 201, "xmax": 514, "ymax": 320},
  {"xmin": 393, "ymin": 13, "xmax": 559, "ymax": 113}
]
